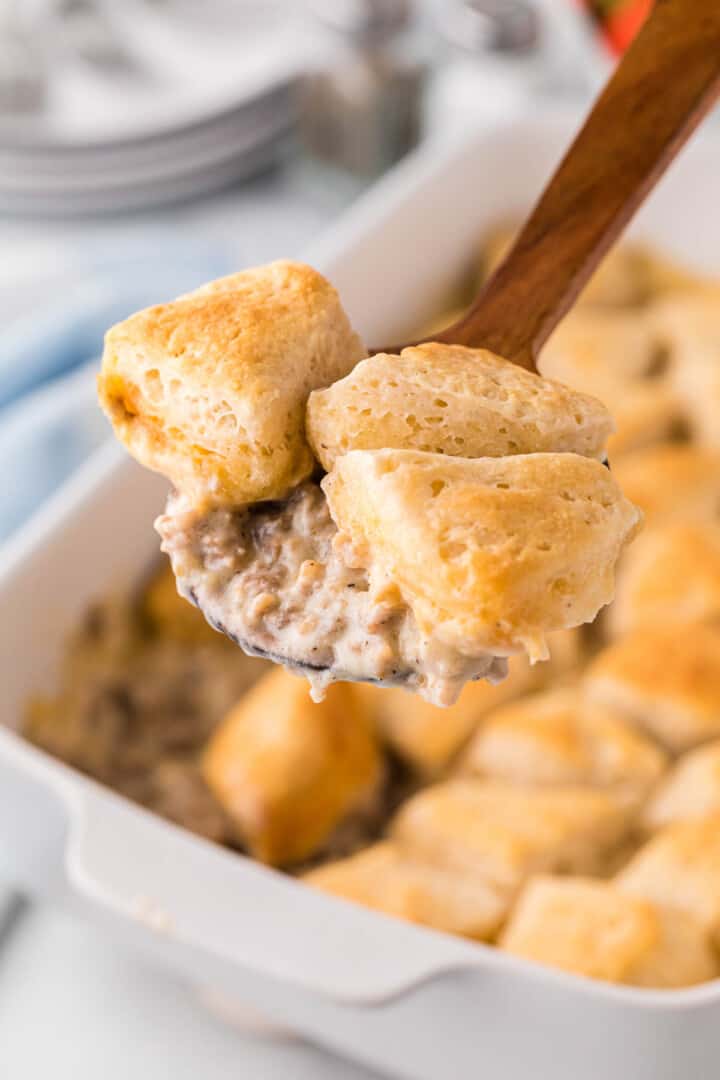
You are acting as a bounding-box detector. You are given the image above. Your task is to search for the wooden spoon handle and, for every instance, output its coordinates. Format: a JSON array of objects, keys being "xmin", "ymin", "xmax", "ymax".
[{"xmin": 431, "ymin": 0, "xmax": 720, "ymax": 370}]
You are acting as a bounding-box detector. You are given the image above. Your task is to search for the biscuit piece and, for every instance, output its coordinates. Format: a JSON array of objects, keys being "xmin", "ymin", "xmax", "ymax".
[
  {"xmin": 611, "ymin": 444, "xmax": 720, "ymax": 527},
  {"xmin": 202, "ymin": 668, "xmax": 381, "ymax": 865},
  {"xmin": 654, "ymin": 291, "xmax": 720, "ymax": 448},
  {"xmin": 540, "ymin": 309, "xmax": 659, "ymax": 392},
  {"xmin": 390, "ymin": 779, "xmax": 630, "ymax": 893},
  {"xmin": 303, "ymin": 841, "xmax": 507, "ymax": 940},
  {"xmin": 99, "ymin": 261, "xmax": 365, "ymax": 508},
  {"xmin": 617, "ymin": 817, "xmax": 720, "ymax": 945},
  {"xmin": 323, "ymin": 450, "xmax": 641, "ymax": 663},
  {"xmin": 539, "ymin": 309, "xmax": 683, "ymax": 458},
  {"xmin": 573, "ymin": 246, "xmax": 701, "ymax": 308},
  {"xmin": 461, "ymin": 689, "xmax": 667, "ymax": 800},
  {"xmin": 610, "ymin": 523, "xmax": 720, "ymax": 638},
  {"xmin": 541, "ymin": 627, "xmax": 586, "ymax": 680},
  {"xmin": 600, "ymin": 385, "xmax": 685, "ymax": 461},
  {"xmin": 644, "ymin": 742, "xmax": 720, "ymax": 830},
  {"xmin": 479, "ymin": 229, "xmax": 688, "ymax": 309},
  {"xmin": 585, "ymin": 624, "xmax": 720, "ymax": 753},
  {"xmin": 142, "ymin": 561, "xmax": 227, "ymax": 647},
  {"xmin": 500, "ymin": 876, "xmax": 716, "ymax": 988},
  {"xmin": 307, "ymin": 345, "xmax": 613, "ymax": 471},
  {"xmin": 354, "ymin": 654, "xmax": 535, "ymax": 775},
  {"xmin": 414, "ymin": 305, "xmax": 466, "ymax": 340}
]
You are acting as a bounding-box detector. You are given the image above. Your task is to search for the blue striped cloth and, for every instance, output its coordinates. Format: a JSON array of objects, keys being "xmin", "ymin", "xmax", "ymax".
[{"xmin": 0, "ymin": 245, "xmax": 232, "ymax": 544}]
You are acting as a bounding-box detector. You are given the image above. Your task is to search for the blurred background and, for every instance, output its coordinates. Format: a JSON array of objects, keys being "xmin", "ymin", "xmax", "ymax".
[
  {"xmin": 0, "ymin": 2, "xmax": 655, "ymax": 1078},
  {"xmin": 0, "ymin": 0, "xmax": 639, "ymax": 539}
]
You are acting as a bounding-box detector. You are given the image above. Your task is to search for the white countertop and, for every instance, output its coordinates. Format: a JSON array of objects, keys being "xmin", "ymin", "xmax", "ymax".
[{"xmin": 0, "ymin": 903, "xmax": 379, "ymax": 1079}]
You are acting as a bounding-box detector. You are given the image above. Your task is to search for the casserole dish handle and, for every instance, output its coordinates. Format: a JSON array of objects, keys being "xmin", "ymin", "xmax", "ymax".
[{"xmin": 63, "ymin": 783, "xmax": 486, "ymax": 1005}]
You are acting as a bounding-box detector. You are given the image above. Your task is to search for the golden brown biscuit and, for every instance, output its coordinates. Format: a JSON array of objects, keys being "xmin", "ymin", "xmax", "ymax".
[
  {"xmin": 354, "ymin": 655, "xmax": 536, "ymax": 775},
  {"xmin": 574, "ymin": 245, "xmax": 703, "ymax": 309},
  {"xmin": 202, "ymin": 668, "xmax": 382, "ymax": 866},
  {"xmin": 481, "ymin": 229, "xmax": 647, "ymax": 308},
  {"xmin": 141, "ymin": 561, "xmax": 225, "ymax": 647},
  {"xmin": 99, "ymin": 261, "xmax": 366, "ymax": 509},
  {"xmin": 603, "ymin": 385, "xmax": 685, "ymax": 461},
  {"xmin": 611, "ymin": 444, "xmax": 720, "ymax": 527},
  {"xmin": 539, "ymin": 309, "xmax": 683, "ymax": 459},
  {"xmin": 460, "ymin": 688, "xmax": 667, "ymax": 800},
  {"xmin": 617, "ymin": 816, "xmax": 720, "ymax": 945},
  {"xmin": 575, "ymin": 245, "xmax": 696, "ymax": 309},
  {"xmin": 390, "ymin": 779, "xmax": 631, "ymax": 893},
  {"xmin": 643, "ymin": 742, "xmax": 720, "ymax": 831},
  {"xmin": 323, "ymin": 449, "xmax": 641, "ymax": 663},
  {"xmin": 626, "ymin": 904, "xmax": 719, "ymax": 988},
  {"xmin": 307, "ymin": 344, "xmax": 613, "ymax": 471},
  {"xmin": 654, "ymin": 290, "xmax": 720, "ymax": 448},
  {"xmin": 500, "ymin": 876, "xmax": 716, "ymax": 988},
  {"xmin": 480, "ymin": 228, "xmax": 701, "ymax": 308},
  {"xmin": 303, "ymin": 841, "xmax": 507, "ymax": 940},
  {"xmin": 610, "ymin": 523, "xmax": 720, "ymax": 638},
  {"xmin": 541, "ymin": 302, "xmax": 658, "ymax": 368},
  {"xmin": 585, "ymin": 624, "xmax": 720, "ymax": 753}
]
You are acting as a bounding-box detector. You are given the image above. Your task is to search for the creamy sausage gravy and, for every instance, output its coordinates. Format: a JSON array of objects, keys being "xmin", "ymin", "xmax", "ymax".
[{"xmin": 157, "ymin": 482, "xmax": 507, "ymax": 706}]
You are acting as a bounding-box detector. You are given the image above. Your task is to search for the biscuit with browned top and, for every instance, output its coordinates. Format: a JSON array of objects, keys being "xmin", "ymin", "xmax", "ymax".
[
  {"xmin": 500, "ymin": 875, "xmax": 716, "ymax": 988},
  {"xmin": 617, "ymin": 816, "xmax": 720, "ymax": 945},
  {"xmin": 539, "ymin": 309, "xmax": 683, "ymax": 458},
  {"xmin": 323, "ymin": 449, "xmax": 641, "ymax": 662},
  {"xmin": 611, "ymin": 444, "xmax": 720, "ymax": 526},
  {"xmin": 643, "ymin": 742, "xmax": 720, "ymax": 830},
  {"xmin": 460, "ymin": 688, "xmax": 666, "ymax": 800},
  {"xmin": 390, "ymin": 779, "xmax": 631, "ymax": 892},
  {"xmin": 304, "ymin": 841, "xmax": 507, "ymax": 940},
  {"xmin": 354, "ymin": 655, "xmax": 536, "ymax": 776},
  {"xmin": 202, "ymin": 668, "xmax": 381, "ymax": 866},
  {"xmin": 307, "ymin": 344, "xmax": 613, "ymax": 470},
  {"xmin": 586, "ymin": 623, "xmax": 720, "ymax": 753},
  {"xmin": 99, "ymin": 261, "xmax": 365, "ymax": 508},
  {"xmin": 610, "ymin": 523, "xmax": 720, "ymax": 638}
]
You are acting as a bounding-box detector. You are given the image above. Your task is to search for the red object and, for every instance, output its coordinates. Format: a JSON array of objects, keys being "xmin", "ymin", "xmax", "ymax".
[{"xmin": 579, "ymin": 0, "xmax": 654, "ymax": 55}]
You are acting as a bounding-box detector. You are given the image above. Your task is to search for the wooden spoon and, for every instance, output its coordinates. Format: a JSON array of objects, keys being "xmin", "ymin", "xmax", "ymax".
[
  {"xmin": 180, "ymin": 0, "xmax": 720, "ymax": 690},
  {"xmin": 394, "ymin": 0, "xmax": 720, "ymax": 371}
]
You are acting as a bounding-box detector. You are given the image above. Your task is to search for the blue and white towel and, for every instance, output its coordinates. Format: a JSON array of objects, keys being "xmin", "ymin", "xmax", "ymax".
[{"xmin": 0, "ymin": 243, "xmax": 233, "ymax": 544}]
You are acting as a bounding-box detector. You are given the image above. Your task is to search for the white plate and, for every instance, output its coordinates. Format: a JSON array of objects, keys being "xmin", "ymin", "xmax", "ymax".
[
  {"xmin": 0, "ymin": 82, "xmax": 295, "ymax": 172},
  {"xmin": 0, "ymin": 2, "xmax": 315, "ymax": 147},
  {"xmin": 1, "ymin": 108, "xmax": 720, "ymax": 1080},
  {"xmin": 0, "ymin": 131, "xmax": 293, "ymax": 215}
]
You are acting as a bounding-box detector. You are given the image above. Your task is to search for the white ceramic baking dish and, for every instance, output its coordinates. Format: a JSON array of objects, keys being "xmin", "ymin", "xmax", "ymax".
[{"xmin": 2, "ymin": 108, "xmax": 720, "ymax": 1080}]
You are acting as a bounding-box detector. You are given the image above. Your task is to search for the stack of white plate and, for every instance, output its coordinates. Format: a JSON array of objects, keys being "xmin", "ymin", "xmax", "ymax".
[{"xmin": 0, "ymin": 1, "xmax": 319, "ymax": 215}]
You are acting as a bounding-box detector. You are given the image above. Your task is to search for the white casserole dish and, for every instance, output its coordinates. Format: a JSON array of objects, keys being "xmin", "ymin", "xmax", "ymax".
[{"xmin": 2, "ymin": 109, "xmax": 720, "ymax": 1080}]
